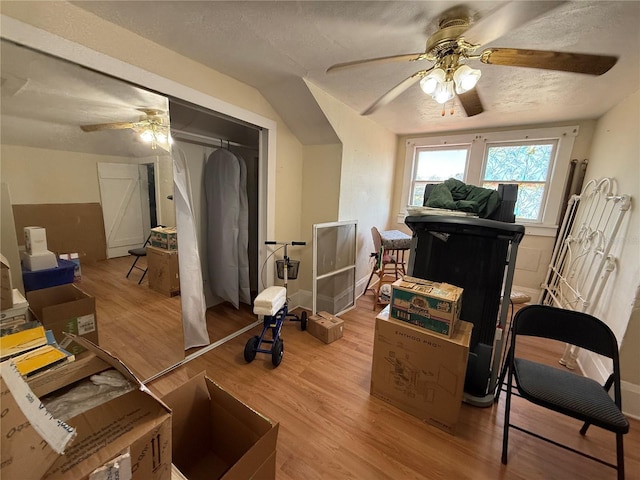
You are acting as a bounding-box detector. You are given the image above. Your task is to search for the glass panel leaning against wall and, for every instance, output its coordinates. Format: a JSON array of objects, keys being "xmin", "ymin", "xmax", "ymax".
[{"xmin": 402, "ymin": 125, "xmax": 578, "ymax": 229}]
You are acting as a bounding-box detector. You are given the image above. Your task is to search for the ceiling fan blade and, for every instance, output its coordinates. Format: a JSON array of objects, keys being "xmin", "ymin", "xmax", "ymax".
[
  {"xmin": 461, "ymin": 1, "xmax": 566, "ymax": 47},
  {"xmin": 457, "ymin": 88, "xmax": 484, "ymax": 117},
  {"xmin": 362, "ymin": 69, "xmax": 431, "ymax": 116},
  {"xmin": 327, "ymin": 53, "xmax": 427, "ymax": 73},
  {"xmin": 481, "ymin": 48, "xmax": 618, "ymax": 75},
  {"xmin": 80, "ymin": 122, "xmax": 137, "ymax": 132}
]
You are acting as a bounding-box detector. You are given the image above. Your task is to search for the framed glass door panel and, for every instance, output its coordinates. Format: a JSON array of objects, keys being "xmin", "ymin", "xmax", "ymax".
[{"xmin": 312, "ymin": 221, "xmax": 357, "ymax": 315}]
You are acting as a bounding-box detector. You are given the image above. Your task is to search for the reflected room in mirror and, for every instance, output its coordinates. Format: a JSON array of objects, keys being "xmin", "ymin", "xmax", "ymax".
[
  {"xmin": 0, "ymin": 39, "xmax": 183, "ymax": 380},
  {"xmin": 1, "ymin": 39, "xmax": 265, "ymax": 382}
]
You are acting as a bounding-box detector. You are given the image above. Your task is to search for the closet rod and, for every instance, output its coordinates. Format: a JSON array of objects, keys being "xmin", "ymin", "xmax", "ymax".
[{"xmin": 171, "ymin": 128, "xmax": 258, "ymax": 150}]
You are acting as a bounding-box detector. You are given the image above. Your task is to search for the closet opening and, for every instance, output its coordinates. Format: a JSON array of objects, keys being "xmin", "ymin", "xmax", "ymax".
[{"xmin": 168, "ymin": 98, "xmax": 263, "ymax": 352}]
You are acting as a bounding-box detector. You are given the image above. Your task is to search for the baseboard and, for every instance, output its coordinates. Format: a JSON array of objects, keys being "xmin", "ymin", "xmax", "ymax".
[
  {"xmin": 579, "ymin": 350, "xmax": 640, "ymax": 420},
  {"xmin": 292, "ymin": 289, "xmax": 312, "ymax": 311},
  {"xmin": 621, "ymin": 381, "xmax": 640, "ymax": 420}
]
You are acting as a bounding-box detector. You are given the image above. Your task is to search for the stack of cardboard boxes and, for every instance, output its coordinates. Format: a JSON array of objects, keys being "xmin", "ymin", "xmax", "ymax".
[
  {"xmin": 370, "ymin": 276, "xmax": 472, "ymax": 435},
  {"xmin": 148, "ymin": 227, "xmax": 180, "ymax": 297}
]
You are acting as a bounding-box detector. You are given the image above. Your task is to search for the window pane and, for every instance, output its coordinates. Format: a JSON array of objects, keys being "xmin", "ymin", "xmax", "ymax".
[
  {"xmin": 415, "ymin": 148, "xmax": 467, "ymax": 181},
  {"xmin": 316, "ymin": 223, "xmax": 357, "ymax": 276},
  {"xmin": 485, "ymin": 144, "xmax": 553, "ymax": 182},
  {"xmin": 483, "ymin": 181, "xmax": 545, "ymax": 221},
  {"xmin": 515, "ymin": 183, "xmax": 545, "ymax": 220},
  {"xmin": 412, "ymin": 182, "xmax": 426, "ymax": 206}
]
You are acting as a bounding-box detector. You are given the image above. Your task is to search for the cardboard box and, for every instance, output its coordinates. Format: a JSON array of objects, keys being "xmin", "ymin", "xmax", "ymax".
[
  {"xmin": 0, "ymin": 336, "xmax": 172, "ymax": 480},
  {"xmin": 0, "ymin": 314, "xmax": 30, "ymax": 336},
  {"xmin": 390, "ymin": 276, "xmax": 463, "ymax": 337},
  {"xmin": 0, "ymin": 289, "xmax": 31, "ymax": 337},
  {"xmin": 21, "ymin": 250, "xmax": 58, "ymax": 272},
  {"xmin": 26, "ymin": 283, "xmax": 98, "ymax": 355},
  {"xmin": 162, "ymin": 372, "xmax": 279, "ymax": 480},
  {"xmin": 370, "ymin": 306, "xmax": 472, "ymax": 434},
  {"xmin": 308, "ymin": 311, "xmax": 344, "ymax": 344},
  {"xmin": 150, "ymin": 226, "xmax": 178, "ymax": 251},
  {"xmin": 1, "ymin": 254, "xmax": 13, "ymax": 310},
  {"xmin": 27, "ymin": 349, "xmax": 110, "ymax": 398},
  {"xmin": 148, "ymin": 246, "xmax": 180, "ymax": 297},
  {"xmin": 1, "ymin": 289, "xmax": 28, "ymax": 321},
  {"xmin": 24, "ymin": 226, "xmax": 48, "ymax": 254}
]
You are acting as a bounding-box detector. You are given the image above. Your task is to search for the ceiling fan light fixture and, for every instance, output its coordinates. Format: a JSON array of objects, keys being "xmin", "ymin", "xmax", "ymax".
[
  {"xmin": 139, "ymin": 128, "xmax": 155, "ymax": 143},
  {"xmin": 453, "ymin": 64, "xmax": 482, "ymax": 94},
  {"xmin": 419, "ymin": 68, "xmax": 446, "ymax": 95},
  {"xmin": 433, "ymin": 81, "xmax": 455, "ymax": 104},
  {"xmin": 434, "ymin": 80, "xmax": 455, "ymax": 104},
  {"xmin": 137, "ymin": 123, "xmax": 171, "ymax": 151}
]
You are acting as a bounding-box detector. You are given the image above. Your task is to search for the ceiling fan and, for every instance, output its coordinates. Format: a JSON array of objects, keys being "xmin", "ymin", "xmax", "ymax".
[
  {"xmin": 326, "ymin": 1, "xmax": 618, "ymax": 117},
  {"xmin": 80, "ymin": 108, "xmax": 170, "ymax": 149},
  {"xmin": 80, "ymin": 108, "xmax": 167, "ymax": 133}
]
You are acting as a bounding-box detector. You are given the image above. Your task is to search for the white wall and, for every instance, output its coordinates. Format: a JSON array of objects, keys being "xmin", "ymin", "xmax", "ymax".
[
  {"xmin": 306, "ymin": 82, "xmax": 398, "ymax": 291},
  {"xmin": 298, "ymin": 143, "xmax": 342, "ymax": 295},
  {"xmin": 0, "ymin": 144, "xmax": 175, "ymax": 227},
  {"xmin": 580, "ymin": 88, "xmax": 640, "ymax": 417},
  {"xmin": 0, "ymin": 144, "xmax": 136, "ymax": 204}
]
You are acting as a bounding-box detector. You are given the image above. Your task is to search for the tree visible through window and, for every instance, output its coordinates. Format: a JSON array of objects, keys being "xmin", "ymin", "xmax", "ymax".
[{"xmin": 482, "ymin": 142, "xmax": 556, "ymax": 221}]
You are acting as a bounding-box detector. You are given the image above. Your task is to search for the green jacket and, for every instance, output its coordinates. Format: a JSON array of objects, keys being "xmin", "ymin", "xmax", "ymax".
[{"xmin": 425, "ymin": 178, "xmax": 502, "ymax": 219}]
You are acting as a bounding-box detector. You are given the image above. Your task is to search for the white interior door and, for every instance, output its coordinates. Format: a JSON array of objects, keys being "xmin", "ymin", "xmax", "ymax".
[{"xmin": 98, "ymin": 162, "xmax": 149, "ymax": 258}]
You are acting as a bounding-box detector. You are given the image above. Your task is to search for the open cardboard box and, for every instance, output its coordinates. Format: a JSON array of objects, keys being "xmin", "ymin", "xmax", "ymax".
[
  {"xmin": 162, "ymin": 372, "xmax": 279, "ymax": 480},
  {"xmin": 0, "ymin": 335, "xmax": 172, "ymax": 480},
  {"xmin": 27, "ymin": 283, "xmax": 98, "ymax": 355}
]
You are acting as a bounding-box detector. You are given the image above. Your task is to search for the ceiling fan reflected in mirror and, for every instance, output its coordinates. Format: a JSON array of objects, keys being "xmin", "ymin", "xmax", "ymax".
[
  {"xmin": 80, "ymin": 108, "xmax": 171, "ymax": 150},
  {"xmin": 326, "ymin": 1, "xmax": 618, "ymax": 117}
]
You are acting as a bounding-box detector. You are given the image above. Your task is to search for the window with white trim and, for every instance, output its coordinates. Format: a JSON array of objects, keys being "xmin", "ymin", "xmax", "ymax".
[
  {"xmin": 410, "ymin": 146, "xmax": 470, "ymax": 206},
  {"xmin": 482, "ymin": 140, "xmax": 558, "ymax": 222},
  {"xmin": 401, "ymin": 126, "xmax": 578, "ymax": 233}
]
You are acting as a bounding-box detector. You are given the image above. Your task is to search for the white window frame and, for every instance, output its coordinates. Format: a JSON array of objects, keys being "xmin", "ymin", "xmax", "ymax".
[
  {"xmin": 409, "ymin": 144, "xmax": 471, "ymax": 207},
  {"xmin": 400, "ymin": 126, "xmax": 579, "ymax": 236},
  {"xmin": 481, "ymin": 139, "xmax": 559, "ymax": 223}
]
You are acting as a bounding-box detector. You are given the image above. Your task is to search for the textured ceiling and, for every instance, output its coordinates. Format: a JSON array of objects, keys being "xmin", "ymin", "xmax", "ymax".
[
  {"xmin": 72, "ymin": 1, "xmax": 640, "ymax": 140},
  {"xmin": 1, "ymin": 1, "xmax": 639, "ymax": 155}
]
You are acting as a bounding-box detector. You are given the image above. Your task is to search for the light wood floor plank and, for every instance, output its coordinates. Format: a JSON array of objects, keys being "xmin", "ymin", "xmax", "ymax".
[{"xmin": 81, "ymin": 258, "xmax": 639, "ymax": 480}]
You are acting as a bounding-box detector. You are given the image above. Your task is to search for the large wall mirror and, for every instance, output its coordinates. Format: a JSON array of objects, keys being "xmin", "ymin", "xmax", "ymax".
[{"xmin": 1, "ymin": 38, "xmax": 264, "ymax": 381}]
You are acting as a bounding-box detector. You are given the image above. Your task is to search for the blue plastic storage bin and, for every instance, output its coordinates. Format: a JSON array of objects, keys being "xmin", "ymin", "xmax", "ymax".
[{"xmin": 22, "ymin": 258, "xmax": 76, "ymax": 292}]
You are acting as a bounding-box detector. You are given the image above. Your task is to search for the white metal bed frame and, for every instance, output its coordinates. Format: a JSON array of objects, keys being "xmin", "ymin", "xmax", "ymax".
[{"xmin": 539, "ymin": 177, "xmax": 631, "ymax": 369}]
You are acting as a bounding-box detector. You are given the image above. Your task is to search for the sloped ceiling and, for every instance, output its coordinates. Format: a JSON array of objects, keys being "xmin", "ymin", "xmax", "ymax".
[
  {"xmin": 2, "ymin": 1, "xmax": 639, "ymax": 155},
  {"xmin": 72, "ymin": 1, "xmax": 640, "ymax": 139}
]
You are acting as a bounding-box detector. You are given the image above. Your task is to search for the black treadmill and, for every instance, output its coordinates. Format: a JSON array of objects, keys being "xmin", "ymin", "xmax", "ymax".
[{"xmin": 404, "ymin": 214, "xmax": 525, "ymax": 407}]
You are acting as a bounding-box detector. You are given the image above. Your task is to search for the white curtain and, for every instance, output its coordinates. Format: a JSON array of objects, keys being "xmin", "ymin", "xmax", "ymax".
[
  {"xmin": 205, "ymin": 149, "xmax": 250, "ymax": 309},
  {"xmin": 173, "ymin": 148, "xmax": 210, "ymax": 349}
]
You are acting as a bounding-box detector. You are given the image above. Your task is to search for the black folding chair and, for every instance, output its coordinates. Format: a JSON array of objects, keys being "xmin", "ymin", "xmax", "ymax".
[
  {"xmin": 126, "ymin": 233, "xmax": 151, "ymax": 284},
  {"xmin": 500, "ymin": 304, "xmax": 629, "ymax": 479}
]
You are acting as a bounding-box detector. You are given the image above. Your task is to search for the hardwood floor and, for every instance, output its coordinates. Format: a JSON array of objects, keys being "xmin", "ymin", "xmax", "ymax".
[
  {"xmin": 79, "ymin": 256, "xmax": 257, "ymax": 381},
  {"xmin": 82, "ymin": 258, "xmax": 639, "ymax": 480}
]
